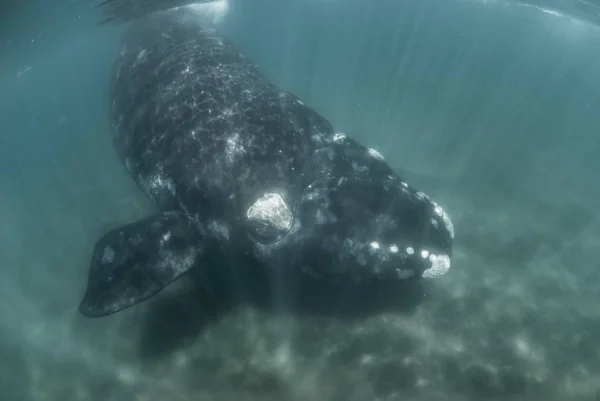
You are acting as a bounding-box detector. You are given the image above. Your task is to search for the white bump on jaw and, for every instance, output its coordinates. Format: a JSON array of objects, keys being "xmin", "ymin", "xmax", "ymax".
[
  {"xmin": 370, "ymin": 241, "xmax": 380, "ymax": 250},
  {"xmin": 401, "ymin": 182, "xmax": 409, "ymax": 188},
  {"xmin": 389, "ymin": 245, "xmax": 399, "ymax": 253},
  {"xmin": 246, "ymin": 193, "xmax": 293, "ymax": 231},
  {"xmin": 333, "ymin": 132, "xmax": 346, "ymax": 142},
  {"xmin": 406, "ymin": 247, "xmax": 415, "ymax": 255},
  {"xmin": 432, "ymin": 201, "xmax": 455, "ymax": 239},
  {"xmin": 422, "ymin": 253, "xmax": 451, "ymax": 279},
  {"xmin": 368, "ymin": 148, "xmax": 384, "ymax": 160},
  {"xmin": 420, "ymin": 249, "xmax": 430, "ymax": 259}
]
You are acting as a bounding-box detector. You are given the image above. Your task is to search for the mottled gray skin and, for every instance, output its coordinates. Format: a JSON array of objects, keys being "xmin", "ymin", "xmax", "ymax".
[{"xmin": 79, "ymin": 9, "xmax": 454, "ymax": 318}]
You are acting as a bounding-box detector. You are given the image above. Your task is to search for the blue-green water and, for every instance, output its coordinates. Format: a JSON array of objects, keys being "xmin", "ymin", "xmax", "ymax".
[{"xmin": 1, "ymin": 0, "xmax": 599, "ymax": 400}]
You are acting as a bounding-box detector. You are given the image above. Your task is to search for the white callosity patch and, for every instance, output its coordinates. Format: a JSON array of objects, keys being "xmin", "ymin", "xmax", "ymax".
[
  {"xmin": 246, "ymin": 193, "xmax": 293, "ymax": 231},
  {"xmin": 422, "ymin": 253, "xmax": 451, "ymax": 279},
  {"xmin": 333, "ymin": 132, "xmax": 346, "ymax": 142},
  {"xmin": 416, "ymin": 191, "xmax": 428, "ymax": 201},
  {"xmin": 367, "ymin": 148, "xmax": 384, "ymax": 160},
  {"xmin": 432, "ymin": 201, "xmax": 455, "ymax": 239}
]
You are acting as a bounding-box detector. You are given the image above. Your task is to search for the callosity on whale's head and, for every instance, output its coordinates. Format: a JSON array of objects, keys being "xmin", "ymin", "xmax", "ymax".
[{"xmin": 245, "ymin": 175, "xmax": 454, "ymax": 283}]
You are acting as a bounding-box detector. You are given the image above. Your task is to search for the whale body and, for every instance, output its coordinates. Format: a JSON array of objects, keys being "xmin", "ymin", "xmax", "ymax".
[{"xmin": 79, "ymin": 9, "xmax": 454, "ymax": 317}]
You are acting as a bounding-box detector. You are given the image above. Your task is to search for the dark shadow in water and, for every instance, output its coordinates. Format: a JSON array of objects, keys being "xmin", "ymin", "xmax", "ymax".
[{"xmin": 138, "ymin": 250, "xmax": 425, "ymax": 360}]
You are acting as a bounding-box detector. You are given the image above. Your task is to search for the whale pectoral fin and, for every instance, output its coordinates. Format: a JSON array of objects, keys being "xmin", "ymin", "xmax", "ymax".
[{"xmin": 79, "ymin": 211, "xmax": 206, "ymax": 317}]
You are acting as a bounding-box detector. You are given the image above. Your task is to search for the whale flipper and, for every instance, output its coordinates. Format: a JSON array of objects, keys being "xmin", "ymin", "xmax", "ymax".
[{"xmin": 79, "ymin": 212, "xmax": 206, "ymax": 317}]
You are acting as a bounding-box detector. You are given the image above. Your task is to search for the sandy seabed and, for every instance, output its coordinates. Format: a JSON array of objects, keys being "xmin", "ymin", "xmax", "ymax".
[{"xmin": 2, "ymin": 158, "xmax": 598, "ymax": 401}]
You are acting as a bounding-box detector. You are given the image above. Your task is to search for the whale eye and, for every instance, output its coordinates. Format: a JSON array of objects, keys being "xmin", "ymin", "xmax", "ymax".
[{"xmin": 246, "ymin": 192, "xmax": 293, "ymax": 243}]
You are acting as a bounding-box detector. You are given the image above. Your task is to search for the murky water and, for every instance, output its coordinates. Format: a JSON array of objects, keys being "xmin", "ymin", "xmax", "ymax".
[{"xmin": 1, "ymin": 1, "xmax": 599, "ymax": 400}]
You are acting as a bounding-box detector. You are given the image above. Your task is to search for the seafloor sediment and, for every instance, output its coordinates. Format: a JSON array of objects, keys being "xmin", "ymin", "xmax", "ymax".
[{"xmin": 2, "ymin": 175, "xmax": 598, "ymax": 401}]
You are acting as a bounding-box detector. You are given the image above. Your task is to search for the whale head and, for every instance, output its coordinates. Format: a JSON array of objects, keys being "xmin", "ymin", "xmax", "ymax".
[{"xmin": 246, "ymin": 175, "xmax": 454, "ymax": 284}]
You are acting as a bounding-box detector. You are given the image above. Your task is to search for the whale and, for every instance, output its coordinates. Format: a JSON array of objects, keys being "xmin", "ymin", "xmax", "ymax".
[{"xmin": 79, "ymin": 8, "xmax": 454, "ymax": 317}]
